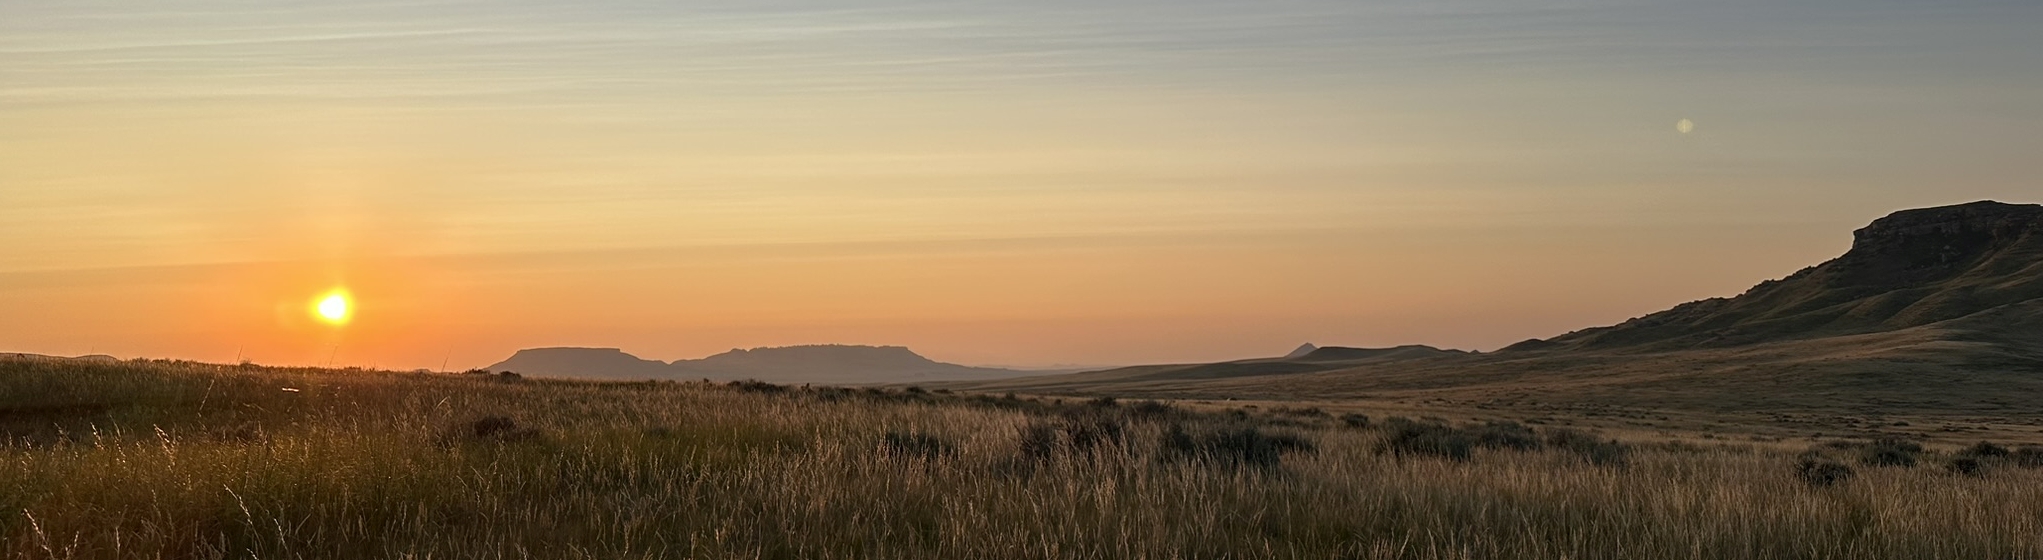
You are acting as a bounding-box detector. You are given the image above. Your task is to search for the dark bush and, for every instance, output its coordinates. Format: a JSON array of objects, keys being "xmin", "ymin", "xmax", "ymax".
[
  {"xmin": 1160, "ymin": 424, "xmax": 1198, "ymax": 456},
  {"xmin": 1960, "ymin": 441, "xmax": 2010, "ymax": 458},
  {"xmin": 1160, "ymin": 424, "xmax": 1315, "ymax": 469},
  {"xmin": 1338, "ymin": 413, "xmax": 1370, "ymax": 429},
  {"xmin": 1469, "ymin": 421, "xmax": 1542, "ymax": 451},
  {"xmin": 1948, "ymin": 456, "xmax": 1989, "ymax": 477},
  {"xmin": 1087, "ymin": 397, "xmax": 1119, "ymax": 408},
  {"xmin": 1125, "ymin": 400, "xmax": 1176, "ymax": 419},
  {"xmin": 2013, "ymin": 446, "xmax": 2043, "ymax": 468},
  {"xmin": 1017, "ymin": 422, "xmax": 1060, "ymax": 461},
  {"xmin": 1375, "ymin": 417, "xmax": 1474, "ymax": 462},
  {"xmin": 729, "ymin": 380, "xmax": 787, "ymax": 394},
  {"xmin": 496, "ymin": 371, "xmax": 523, "ymax": 382},
  {"xmin": 810, "ymin": 387, "xmax": 851, "ymax": 402},
  {"xmin": 1939, "ymin": 441, "xmax": 2011, "ymax": 477},
  {"xmin": 468, "ymin": 416, "xmax": 538, "ymax": 441},
  {"xmin": 1060, "ymin": 413, "xmax": 1127, "ymax": 452},
  {"xmin": 1858, "ymin": 438, "xmax": 1923, "ymax": 467},
  {"xmin": 903, "ymin": 386, "xmax": 929, "ymax": 395},
  {"xmin": 882, "ymin": 431, "xmax": 954, "ymax": 460},
  {"xmin": 1796, "ymin": 457, "xmax": 1855, "ymax": 487},
  {"xmin": 1272, "ymin": 406, "xmax": 1329, "ymax": 418},
  {"xmin": 1545, "ymin": 428, "xmax": 1630, "ymax": 466}
]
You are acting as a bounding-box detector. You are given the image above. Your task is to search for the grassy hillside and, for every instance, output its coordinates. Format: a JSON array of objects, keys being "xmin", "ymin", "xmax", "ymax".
[
  {"xmin": 5, "ymin": 356, "xmax": 2043, "ymax": 559},
  {"xmin": 955, "ymin": 203, "xmax": 2043, "ymax": 440}
]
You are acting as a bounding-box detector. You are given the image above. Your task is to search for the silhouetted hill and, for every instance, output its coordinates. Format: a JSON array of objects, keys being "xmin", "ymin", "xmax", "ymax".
[
  {"xmin": 1295, "ymin": 345, "xmax": 1465, "ymax": 362},
  {"xmin": 488, "ymin": 348, "xmax": 670, "ymax": 379},
  {"xmin": 1282, "ymin": 343, "xmax": 1318, "ymax": 359},
  {"xmin": 487, "ymin": 345, "xmax": 1027, "ymax": 384},
  {"xmin": 1520, "ymin": 201, "xmax": 2043, "ymax": 351},
  {"xmin": 949, "ymin": 201, "xmax": 2043, "ymax": 417}
]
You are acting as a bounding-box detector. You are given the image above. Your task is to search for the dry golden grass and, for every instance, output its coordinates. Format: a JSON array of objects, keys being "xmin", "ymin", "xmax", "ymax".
[{"xmin": 4, "ymin": 356, "xmax": 2041, "ymax": 559}]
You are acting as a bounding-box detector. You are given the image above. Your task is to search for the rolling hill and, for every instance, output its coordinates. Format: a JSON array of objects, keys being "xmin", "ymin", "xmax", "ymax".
[
  {"xmin": 950, "ymin": 201, "xmax": 2043, "ymax": 418},
  {"xmin": 1513, "ymin": 200, "xmax": 2043, "ymax": 352}
]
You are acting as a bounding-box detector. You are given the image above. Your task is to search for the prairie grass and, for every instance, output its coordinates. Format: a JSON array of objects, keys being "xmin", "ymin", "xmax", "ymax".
[{"xmin": 3, "ymin": 356, "xmax": 2041, "ymax": 559}]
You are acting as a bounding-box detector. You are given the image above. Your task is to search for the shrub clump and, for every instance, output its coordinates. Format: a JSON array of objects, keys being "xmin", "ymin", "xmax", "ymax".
[
  {"xmin": 1545, "ymin": 428, "xmax": 1630, "ymax": 466},
  {"xmin": 1017, "ymin": 422, "xmax": 1060, "ymax": 461},
  {"xmin": 1944, "ymin": 441, "xmax": 2015, "ymax": 477},
  {"xmin": 1960, "ymin": 441, "xmax": 2010, "ymax": 458},
  {"xmin": 1013, "ymin": 413, "xmax": 1130, "ymax": 462},
  {"xmin": 1373, "ymin": 418, "xmax": 1628, "ymax": 466},
  {"xmin": 1060, "ymin": 412, "xmax": 1127, "ymax": 452},
  {"xmin": 468, "ymin": 416, "xmax": 539, "ymax": 441},
  {"xmin": 1796, "ymin": 457, "xmax": 1855, "ymax": 487},
  {"xmin": 1125, "ymin": 400, "xmax": 1177, "ymax": 419},
  {"xmin": 1271, "ymin": 406, "xmax": 1329, "ymax": 418},
  {"xmin": 1375, "ymin": 417, "xmax": 1475, "ymax": 462},
  {"xmin": 1469, "ymin": 420, "xmax": 1542, "ymax": 451},
  {"xmin": 2013, "ymin": 446, "xmax": 2043, "ymax": 468},
  {"xmin": 881, "ymin": 431, "xmax": 954, "ymax": 460},
  {"xmin": 1338, "ymin": 413, "xmax": 1370, "ymax": 429},
  {"xmin": 1858, "ymin": 438, "xmax": 1923, "ymax": 468},
  {"xmin": 729, "ymin": 380, "xmax": 787, "ymax": 394},
  {"xmin": 809, "ymin": 387, "xmax": 852, "ymax": 402},
  {"xmin": 1160, "ymin": 424, "xmax": 1316, "ymax": 469},
  {"xmin": 1948, "ymin": 456, "xmax": 1989, "ymax": 477}
]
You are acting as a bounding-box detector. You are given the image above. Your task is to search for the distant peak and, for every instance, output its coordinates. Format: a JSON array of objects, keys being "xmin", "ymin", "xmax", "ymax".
[{"xmin": 1283, "ymin": 343, "xmax": 1319, "ymax": 359}]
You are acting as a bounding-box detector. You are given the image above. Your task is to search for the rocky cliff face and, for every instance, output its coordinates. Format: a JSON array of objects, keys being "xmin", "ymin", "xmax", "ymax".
[{"xmin": 1518, "ymin": 201, "xmax": 2043, "ymax": 351}]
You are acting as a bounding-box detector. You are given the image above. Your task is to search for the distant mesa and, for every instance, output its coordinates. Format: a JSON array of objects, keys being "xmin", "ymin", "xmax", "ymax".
[
  {"xmin": 487, "ymin": 344, "xmax": 1029, "ymax": 384},
  {"xmin": 1294, "ymin": 345, "xmax": 1465, "ymax": 362},
  {"xmin": 1280, "ymin": 343, "xmax": 1466, "ymax": 362},
  {"xmin": 1513, "ymin": 200, "xmax": 2043, "ymax": 353},
  {"xmin": 488, "ymin": 348, "xmax": 669, "ymax": 379}
]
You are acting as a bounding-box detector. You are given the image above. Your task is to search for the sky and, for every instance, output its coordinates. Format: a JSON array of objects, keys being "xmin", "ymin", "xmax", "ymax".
[{"xmin": 2, "ymin": 0, "xmax": 2039, "ymax": 369}]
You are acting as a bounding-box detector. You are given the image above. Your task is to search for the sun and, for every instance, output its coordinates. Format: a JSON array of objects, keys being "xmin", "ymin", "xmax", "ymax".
[{"xmin": 312, "ymin": 289, "xmax": 352, "ymax": 325}]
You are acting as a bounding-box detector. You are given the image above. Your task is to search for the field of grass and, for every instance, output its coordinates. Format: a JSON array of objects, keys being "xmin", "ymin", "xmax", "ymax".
[{"xmin": 4, "ymin": 356, "xmax": 2042, "ymax": 559}]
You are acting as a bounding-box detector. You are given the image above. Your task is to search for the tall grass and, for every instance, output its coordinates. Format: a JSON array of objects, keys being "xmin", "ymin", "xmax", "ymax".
[{"xmin": 3, "ymin": 356, "xmax": 2040, "ymax": 559}]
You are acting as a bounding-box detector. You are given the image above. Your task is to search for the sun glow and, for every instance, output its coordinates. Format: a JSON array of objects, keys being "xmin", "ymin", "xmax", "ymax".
[{"xmin": 313, "ymin": 289, "xmax": 352, "ymax": 325}]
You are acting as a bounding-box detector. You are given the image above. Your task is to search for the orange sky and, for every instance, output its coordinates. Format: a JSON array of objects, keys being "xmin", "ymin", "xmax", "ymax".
[{"xmin": 3, "ymin": 1, "xmax": 2038, "ymax": 369}]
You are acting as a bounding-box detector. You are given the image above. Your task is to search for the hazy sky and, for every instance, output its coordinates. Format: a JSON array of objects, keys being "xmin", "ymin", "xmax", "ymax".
[{"xmin": 3, "ymin": 0, "xmax": 2039, "ymax": 369}]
